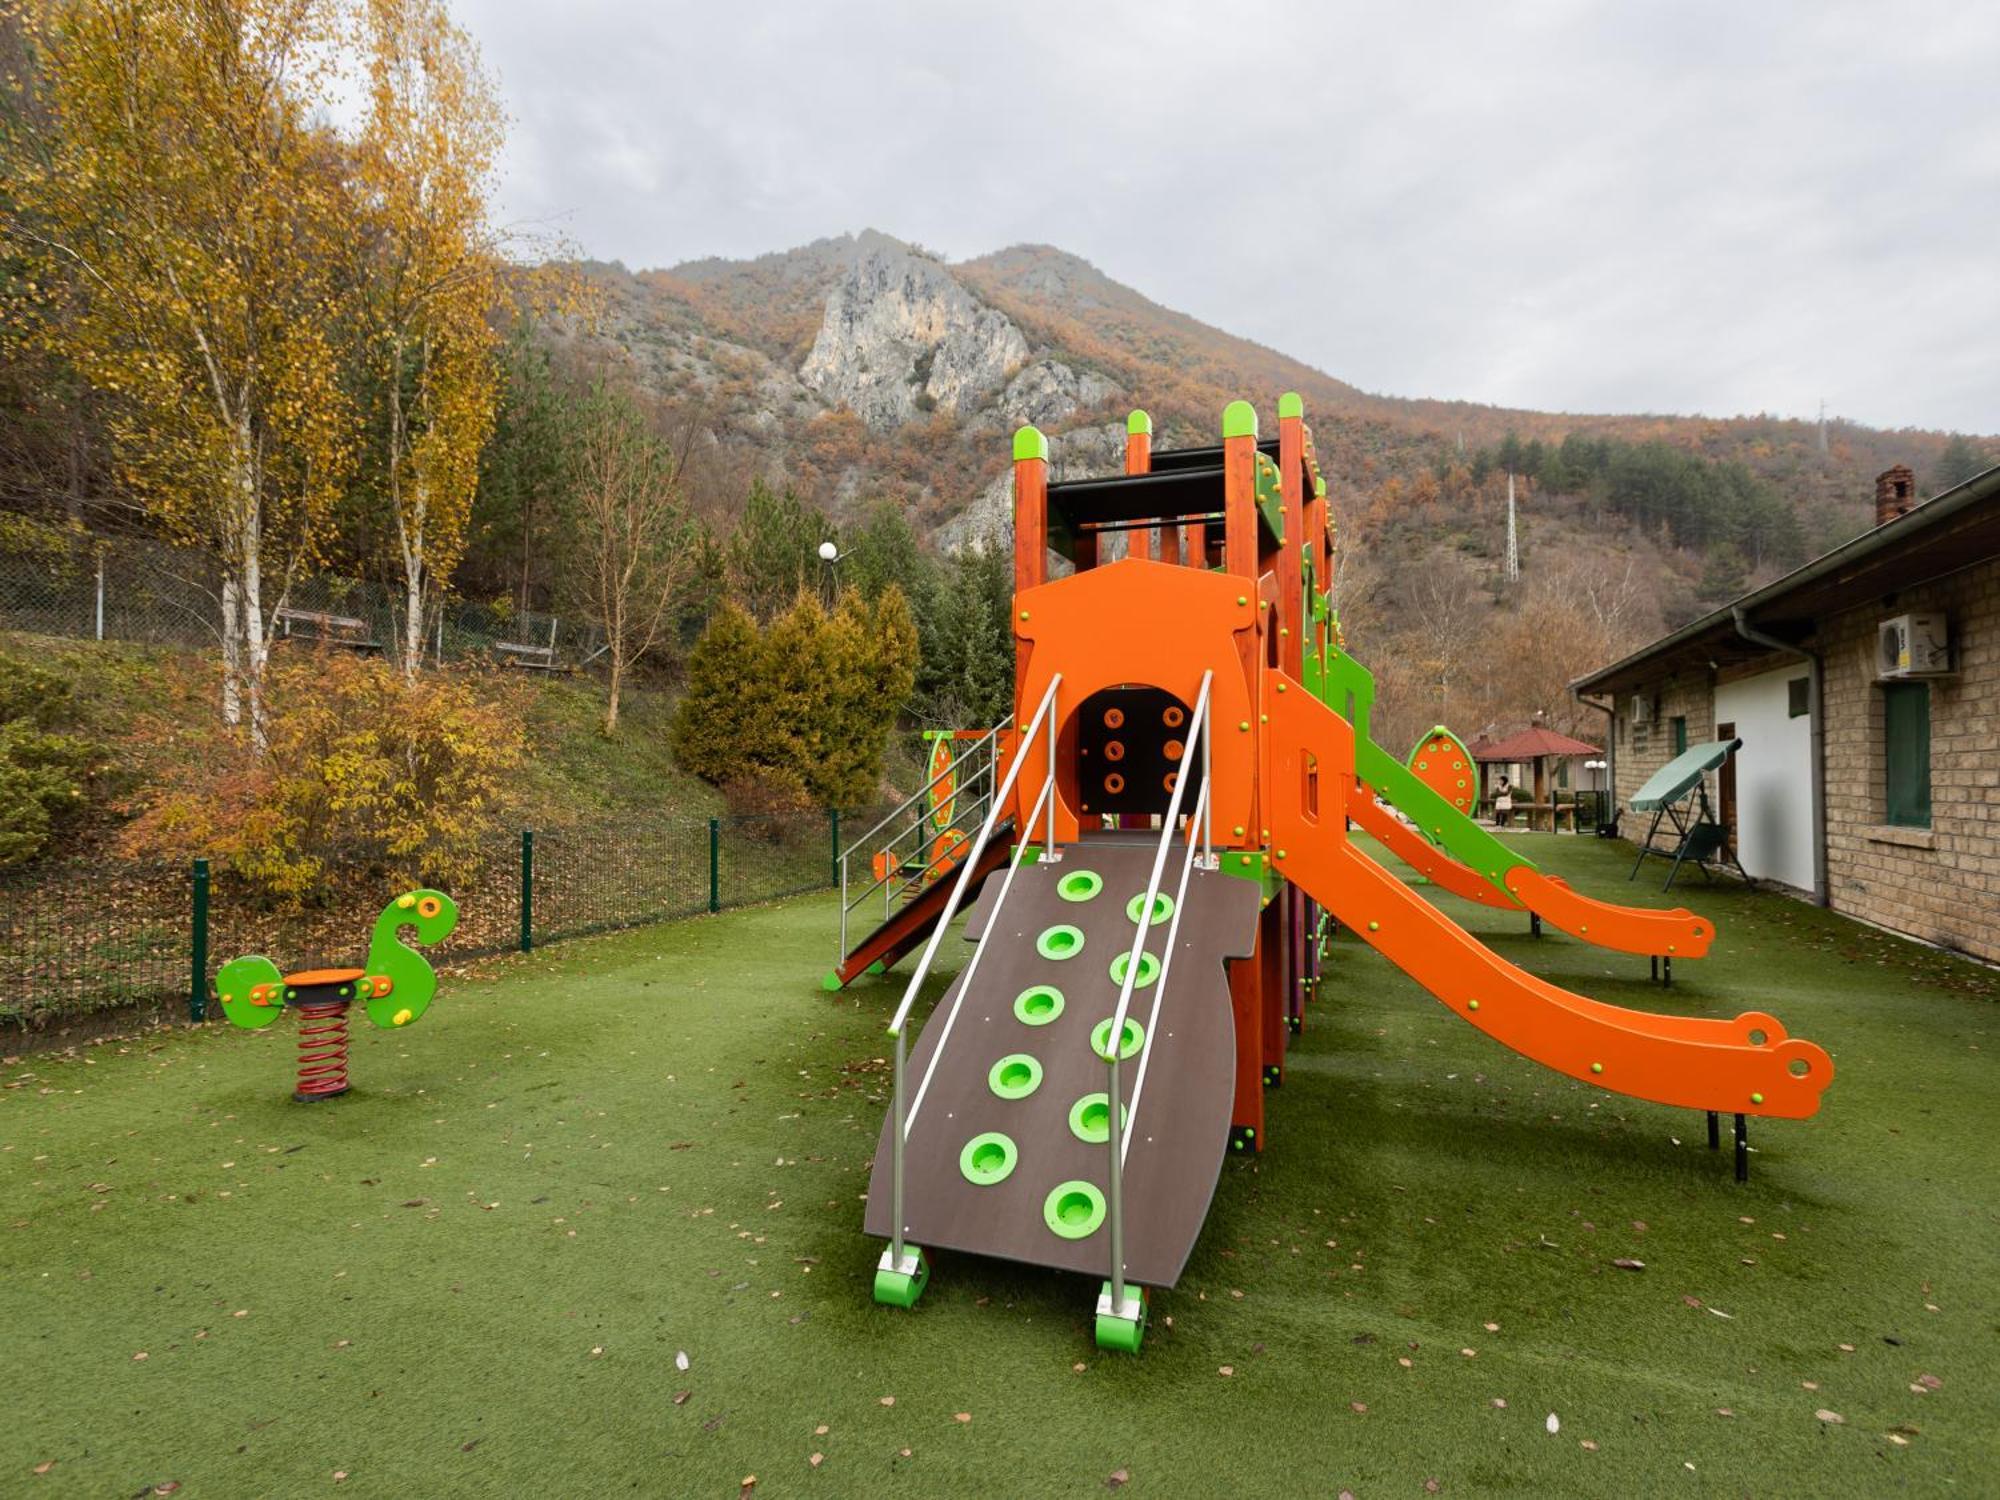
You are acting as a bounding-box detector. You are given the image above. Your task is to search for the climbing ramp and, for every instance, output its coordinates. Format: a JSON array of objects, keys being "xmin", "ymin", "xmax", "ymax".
[{"xmin": 862, "ymin": 839, "xmax": 1258, "ymax": 1285}]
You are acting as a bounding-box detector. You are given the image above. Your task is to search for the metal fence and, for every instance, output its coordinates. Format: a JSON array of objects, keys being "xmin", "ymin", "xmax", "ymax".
[
  {"xmin": 0, "ymin": 808, "xmax": 870, "ymax": 1034},
  {"xmin": 0, "ymin": 524, "xmax": 591, "ymax": 669}
]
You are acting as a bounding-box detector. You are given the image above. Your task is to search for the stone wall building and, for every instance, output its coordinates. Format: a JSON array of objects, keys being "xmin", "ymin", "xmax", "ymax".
[{"xmin": 1571, "ymin": 463, "xmax": 2000, "ymax": 964}]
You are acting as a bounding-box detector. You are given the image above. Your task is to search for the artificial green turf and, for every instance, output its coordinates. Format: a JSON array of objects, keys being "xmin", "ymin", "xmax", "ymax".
[{"xmin": 3, "ymin": 834, "xmax": 1996, "ymax": 1495}]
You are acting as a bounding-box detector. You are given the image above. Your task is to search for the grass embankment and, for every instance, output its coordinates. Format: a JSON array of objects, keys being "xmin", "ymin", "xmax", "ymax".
[{"xmin": 2, "ymin": 834, "xmax": 1994, "ymax": 1495}]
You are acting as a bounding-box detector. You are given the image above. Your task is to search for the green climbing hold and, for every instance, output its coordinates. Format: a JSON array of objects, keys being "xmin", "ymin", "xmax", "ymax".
[
  {"xmin": 1044, "ymin": 1180, "xmax": 1107, "ymax": 1240},
  {"xmin": 1036, "ymin": 924, "xmax": 1086, "ymax": 961},
  {"xmin": 989, "ymin": 1053, "xmax": 1043, "ymax": 1099},
  {"xmin": 1014, "ymin": 984, "xmax": 1065, "ymax": 1026},
  {"xmin": 1068, "ymin": 1092, "xmax": 1129, "ymax": 1144},
  {"xmin": 1058, "ymin": 870, "xmax": 1104, "ymax": 903},
  {"xmin": 959, "ymin": 1131, "xmax": 1019, "ymax": 1186},
  {"xmin": 1090, "ymin": 1015, "xmax": 1146, "ymax": 1061},
  {"xmin": 1125, "ymin": 891, "xmax": 1174, "ymax": 927},
  {"xmin": 1108, "ymin": 949, "xmax": 1161, "ymax": 991}
]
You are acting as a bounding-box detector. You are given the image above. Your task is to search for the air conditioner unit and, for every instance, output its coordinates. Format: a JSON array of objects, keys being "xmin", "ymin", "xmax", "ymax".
[
  {"xmin": 1877, "ymin": 613, "xmax": 1951, "ymax": 678},
  {"xmin": 1628, "ymin": 694, "xmax": 1653, "ymax": 726}
]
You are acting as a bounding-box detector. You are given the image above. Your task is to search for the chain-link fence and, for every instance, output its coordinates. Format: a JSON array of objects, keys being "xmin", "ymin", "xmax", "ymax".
[
  {"xmin": 0, "ymin": 807, "xmax": 878, "ymax": 1036},
  {"xmin": 0, "ymin": 521, "xmax": 593, "ymax": 670}
]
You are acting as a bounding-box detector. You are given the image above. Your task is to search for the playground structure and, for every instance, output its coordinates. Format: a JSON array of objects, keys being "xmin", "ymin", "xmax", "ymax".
[
  {"xmin": 213, "ymin": 890, "xmax": 460, "ymax": 1101},
  {"xmin": 841, "ymin": 397, "xmax": 1832, "ymax": 1353}
]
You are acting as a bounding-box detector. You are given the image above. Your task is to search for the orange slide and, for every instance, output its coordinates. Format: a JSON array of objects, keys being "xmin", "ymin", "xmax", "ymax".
[
  {"xmin": 1268, "ymin": 675, "xmax": 1831, "ymax": 1119},
  {"xmin": 1349, "ymin": 784, "xmax": 1519, "ymax": 911}
]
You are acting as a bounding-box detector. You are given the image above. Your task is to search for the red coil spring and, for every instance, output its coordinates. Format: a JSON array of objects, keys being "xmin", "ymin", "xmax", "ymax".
[{"xmin": 294, "ymin": 999, "xmax": 351, "ymax": 1100}]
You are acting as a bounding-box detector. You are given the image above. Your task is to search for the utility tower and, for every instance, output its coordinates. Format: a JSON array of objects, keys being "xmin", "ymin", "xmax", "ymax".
[{"xmin": 1504, "ymin": 471, "xmax": 1521, "ymax": 583}]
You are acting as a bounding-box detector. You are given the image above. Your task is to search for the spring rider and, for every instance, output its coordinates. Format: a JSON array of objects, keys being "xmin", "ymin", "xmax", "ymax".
[{"xmin": 213, "ymin": 889, "xmax": 460, "ymax": 1101}]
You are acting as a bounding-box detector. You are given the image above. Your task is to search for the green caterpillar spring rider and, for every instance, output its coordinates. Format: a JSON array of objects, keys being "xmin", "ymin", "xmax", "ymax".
[{"xmin": 213, "ymin": 890, "xmax": 460, "ymax": 1101}]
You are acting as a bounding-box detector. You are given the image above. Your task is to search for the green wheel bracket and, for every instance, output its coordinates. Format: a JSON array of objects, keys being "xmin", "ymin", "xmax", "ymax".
[
  {"xmin": 989, "ymin": 1052, "xmax": 1044, "ymax": 1099},
  {"xmin": 1094, "ymin": 1280, "xmax": 1149, "ymax": 1354},
  {"xmin": 1109, "ymin": 949, "xmax": 1161, "ymax": 990},
  {"xmin": 1125, "ymin": 891, "xmax": 1174, "ymax": 926},
  {"xmin": 959, "ymin": 1131, "xmax": 1019, "ymax": 1186},
  {"xmin": 1067, "ymin": 1092, "xmax": 1129, "ymax": 1144},
  {"xmin": 1058, "ymin": 869, "xmax": 1104, "ymax": 903},
  {"xmin": 1090, "ymin": 1016, "xmax": 1146, "ymax": 1061},
  {"xmin": 1014, "ymin": 984, "xmax": 1065, "ymax": 1026},
  {"xmin": 1044, "ymin": 1180, "xmax": 1107, "ymax": 1240},
  {"xmin": 873, "ymin": 1244, "xmax": 929, "ymax": 1309},
  {"xmin": 1036, "ymin": 924, "xmax": 1086, "ymax": 961}
]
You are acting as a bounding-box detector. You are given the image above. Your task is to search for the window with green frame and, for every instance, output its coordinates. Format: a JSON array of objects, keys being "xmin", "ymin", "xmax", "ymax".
[
  {"xmin": 1670, "ymin": 716, "xmax": 1688, "ymax": 755},
  {"xmin": 1883, "ymin": 681, "xmax": 1931, "ymax": 827}
]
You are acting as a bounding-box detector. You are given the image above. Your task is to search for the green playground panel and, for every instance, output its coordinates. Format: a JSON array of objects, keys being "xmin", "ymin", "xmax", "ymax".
[
  {"xmin": 959, "ymin": 1131, "xmax": 1019, "ymax": 1186},
  {"xmin": 1036, "ymin": 923, "xmax": 1087, "ymax": 961},
  {"xmin": 988, "ymin": 1053, "xmax": 1044, "ymax": 1099},
  {"xmin": 1109, "ymin": 949, "xmax": 1161, "ymax": 989},
  {"xmin": 1067, "ymin": 1092, "xmax": 1129, "ymax": 1144},
  {"xmin": 1014, "ymin": 984, "xmax": 1065, "ymax": 1026},
  {"xmin": 1058, "ymin": 869, "xmax": 1104, "ymax": 902},
  {"xmin": 1319, "ymin": 648, "xmax": 1532, "ymax": 886},
  {"xmin": 1044, "ymin": 1180, "xmax": 1107, "ymax": 1240},
  {"xmin": 1090, "ymin": 1016, "xmax": 1146, "ymax": 1061}
]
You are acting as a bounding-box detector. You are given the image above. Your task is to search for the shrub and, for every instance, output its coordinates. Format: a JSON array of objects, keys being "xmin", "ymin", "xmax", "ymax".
[
  {"xmin": 0, "ymin": 652, "xmax": 105, "ymax": 866},
  {"xmin": 125, "ymin": 652, "xmax": 525, "ymax": 905},
  {"xmin": 670, "ymin": 600, "xmax": 768, "ymax": 786}
]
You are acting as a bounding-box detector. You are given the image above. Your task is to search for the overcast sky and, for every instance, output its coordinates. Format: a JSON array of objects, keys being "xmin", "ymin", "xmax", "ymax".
[{"xmin": 459, "ymin": 1, "xmax": 1998, "ymax": 433}]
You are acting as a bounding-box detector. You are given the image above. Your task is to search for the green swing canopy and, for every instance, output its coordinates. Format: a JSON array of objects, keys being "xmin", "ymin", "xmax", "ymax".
[{"xmin": 1629, "ymin": 739, "xmax": 1742, "ymax": 811}]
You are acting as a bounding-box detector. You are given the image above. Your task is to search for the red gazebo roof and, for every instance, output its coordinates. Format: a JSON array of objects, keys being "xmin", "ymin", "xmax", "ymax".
[{"xmin": 1470, "ymin": 726, "xmax": 1601, "ymax": 762}]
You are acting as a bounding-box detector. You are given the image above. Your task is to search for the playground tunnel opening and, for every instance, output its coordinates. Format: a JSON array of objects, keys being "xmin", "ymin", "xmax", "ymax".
[{"xmin": 1065, "ymin": 683, "xmax": 1207, "ymax": 824}]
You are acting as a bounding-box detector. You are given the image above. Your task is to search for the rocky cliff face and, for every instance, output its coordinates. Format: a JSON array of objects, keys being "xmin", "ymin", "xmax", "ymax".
[{"xmin": 800, "ymin": 246, "xmax": 1030, "ymax": 431}]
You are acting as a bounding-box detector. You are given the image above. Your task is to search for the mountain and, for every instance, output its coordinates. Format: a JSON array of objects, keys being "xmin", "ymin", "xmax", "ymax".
[{"xmin": 541, "ymin": 230, "xmax": 1987, "ymax": 745}]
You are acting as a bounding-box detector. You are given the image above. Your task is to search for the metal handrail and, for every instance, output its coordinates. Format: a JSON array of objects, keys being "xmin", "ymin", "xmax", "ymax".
[
  {"xmin": 838, "ymin": 725, "xmax": 1005, "ymax": 962},
  {"xmin": 883, "ymin": 675, "xmax": 1063, "ymax": 1273},
  {"xmin": 1101, "ymin": 670, "xmax": 1214, "ymax": 1320}
]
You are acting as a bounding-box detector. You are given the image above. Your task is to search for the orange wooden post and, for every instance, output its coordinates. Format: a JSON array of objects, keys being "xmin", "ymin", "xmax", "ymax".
[
  {"xmin": 1012, "ymin": 425, "xmax": 1049, "ymax": 681},
  {"xmin": 1276, "ymin": 393, "xmax": 1306, "ymax": 680},
  {"xmin": 1124, "ymin": 410, "xmax": 1153, "ymax": 560},
  {"xmin": 1221, "ymin": 400, "xmax": 1258, "ymax": 583},
  {"xmin": 1228, "ymin": 954, "xmax": 1265, "ymax": 1149}
]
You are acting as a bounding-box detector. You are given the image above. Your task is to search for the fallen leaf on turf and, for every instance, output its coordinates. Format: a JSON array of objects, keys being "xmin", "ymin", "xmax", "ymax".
[
  {"xmin": 155, "ymin": 1485, "xmax": 180, "ymax": 1495},
  {"xmin": 1492, "ymin": 1399, "xmax": 1507, "ymax": 1409},
  {"xmin": 879, "ymin": 1395, "xmax": 895, "ymax": 1406},
  {"xmin": 954, "ymin": 1412, "xmax": 970, "ymax": 1423},
  {"xmin": 1917, "ymin": 1373, "xmax": 1942, "ymax": 1390},
  {"xmin": 809, "ymin": 1453, "xmax": 823, "ymax": 1468},
  {"xmin": 1682, "ymin": 1295, "xmax": 1702, "ymax": 1308},
  {"xmin": 401, "ymin": 1199, "xmax": 428, "ymax": 1209},
  {"xmin": 1611, "ymin": 1258, "xmax": 1645, "ymax": 1270},
  {"xmin": 897, "ymin": 1448, "xmax": 911, "ymax": 1458},
  {"xmin": 814, "ymin": 1425, "xmax": 828, "ymax": 1435},
  {"xmin": 589, "ymin": 1347, "xmax": 603, "ymax": 1358},
  {"xmin": 1424, "ymin": 1480, "xmax": 1440, "ymax": 1494},
  {"xmin": 672, "ymin": 1391, "xmax": 690, "ymax": 1406},
  {"xmin": 1887, "ymin": 1434, "xmax": 1909, "ymax": 1446},
  {"xmin": 1483, "ymin": 1322, "xmax": 1499, "ymax": 1332},
  {"xmin": 333, "ymin": 1473, "xmax": 348, "ymax": 1483},
  {"xmin": 1398, "ymin": 1357, "xmax": 1413, "ymax": 1368},
  {"xmin": 1815, "ymin": 1409, "xmax": 1844, "ymax": 1424},
  {"xmin": 1218, "ymin": 1365, "xmax": 1234, "ymax": 1377},
  {"xmin": 739, "ymin": 1477, "xmax": 755, "ymax": 1496},
  {"xmin": 1546, "ymin": 1413, "xmax": 1561, "ymax": 1434},
  {"xmin": 33, "ymin": 1461, "xmax": 55, "ymax": 1475},
  {"xmin": 1105, "ymin": 1470, "xmax": 1129, "ymax": 1491},
  {"xmin": 1706, "ymin": 1307, "xmax": 1735, "ymax": 1319},
  {"xmin": 1350, "ymin": 1401, "xmax": 1367, "ymax": 1413},
  {"xmin": 133, "ymin": 1351, "xmax": 148, "ymax": 1361},
  {"xmin": 1460, "ymin": 1348, "xmax": 1477, "ymax": 1358},
  {"xmin": 1580, "ymin": 1440, "xmax": 1598, "ymax": 1452},
  {"xmin": 1837, "ymin": 1343, "xmax": 1855, "ymax": 1353},
  {"xmin": 675, "ymin": 1351, "xmax": 690, "ymax": 1371}
]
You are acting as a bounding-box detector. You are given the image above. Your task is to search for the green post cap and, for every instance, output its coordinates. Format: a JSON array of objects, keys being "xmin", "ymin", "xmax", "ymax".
[
  {"xmin": 1126, "ymin": 409, "xmax": 1152, "ymax": 436},
  {"xmin": 1013, "ymin": 425, "xmax": 1048, "ymax": 463},
  {"xmin": 1221, "ymin": 400, "xmax": 1258, "ymax": 441},
  {"xmin": 1314, "ymin": 476, "xmax": 1327, "ymax": 498},
  {"xmin": 1278, "ymin": 392, "xmax": 1304, "ymax": 421}
]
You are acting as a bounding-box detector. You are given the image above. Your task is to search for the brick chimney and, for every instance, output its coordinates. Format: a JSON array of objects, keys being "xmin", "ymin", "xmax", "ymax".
[{"xmin": 1875, "ymin": 465, "xmax": 1916, "ymax": 527}]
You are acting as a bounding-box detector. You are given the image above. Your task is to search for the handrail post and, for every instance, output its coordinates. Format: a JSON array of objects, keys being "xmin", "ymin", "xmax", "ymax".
[
  {"xmin": 891, "ymin": 1027, "xmax": 908, "ymax": 1265},
  {"xmin": 1043, "ymin": 683, "xmax": 1059, "ymax": 859},
  {"xmin": 1107, "ymin": 1048, "xmax": 1126, "ymax": 1310}
]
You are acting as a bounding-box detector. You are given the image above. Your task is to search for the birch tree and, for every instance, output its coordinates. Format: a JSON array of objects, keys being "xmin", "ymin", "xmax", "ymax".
[
  {"xmin": 351, "ymin": 0, "xmax": 502, "ymax": 677},
  {"xmin": 1, "ymin": 0, "xmax": 355, "ymax": 739}
]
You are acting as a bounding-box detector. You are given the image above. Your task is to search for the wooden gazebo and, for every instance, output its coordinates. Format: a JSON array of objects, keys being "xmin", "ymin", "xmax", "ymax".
[{"xmin": 1470, "ymin": 725, "xmax": 1602, "ymax": 830}]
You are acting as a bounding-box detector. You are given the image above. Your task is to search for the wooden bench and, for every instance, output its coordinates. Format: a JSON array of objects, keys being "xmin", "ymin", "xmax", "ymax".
[
  {"xmin": 492, "ymin": 640, "xmax": 563, "ymax": 673},
  {"xmin": 274, "ymin": 606, "xmax": 380, "ymax": 654}
]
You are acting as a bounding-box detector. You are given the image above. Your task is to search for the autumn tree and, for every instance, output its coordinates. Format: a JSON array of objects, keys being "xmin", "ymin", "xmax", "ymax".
[
  {"xmin": 570, "ymin": 382, "xmax": 699, "ymax": 734},
  {"xmin": 1, "ymin": 0, "xmax": 357, "ymax": 739},
  {"xmin": 349, "ymin": 0, "xmax": 504, "ymax": 677}
]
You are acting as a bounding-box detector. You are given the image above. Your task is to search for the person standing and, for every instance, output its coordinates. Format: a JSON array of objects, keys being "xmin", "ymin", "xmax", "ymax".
[{"xmin": 1494, "ymin": 775, "xmax": 1513, "ymax": 828}]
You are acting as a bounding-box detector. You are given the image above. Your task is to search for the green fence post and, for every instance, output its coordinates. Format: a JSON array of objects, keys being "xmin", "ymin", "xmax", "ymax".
[
  {"xmin": 189, "ymin": 857, "xmax": 210, "ymax": 1023},
  {"xmin": 709, "ymin": 817, "xmax": 721, "ymax": 913},
  {"xmin": 830, "ymin": 807, "xmax": 840, "ymax": 887},
  {"xmin": 520, "ymin": 830, "xmax": 534, "ymax": 953}
]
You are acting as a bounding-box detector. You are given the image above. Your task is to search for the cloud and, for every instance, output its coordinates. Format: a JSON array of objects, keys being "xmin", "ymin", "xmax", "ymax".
[{"xmin": 460, "ymin": 0, "xmax": 1999, "ymax": 431}]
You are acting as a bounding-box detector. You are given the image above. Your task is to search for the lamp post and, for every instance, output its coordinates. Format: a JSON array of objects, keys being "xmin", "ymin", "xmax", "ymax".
[{"xmin": 817, "ymin": 539, "xmax": 850, "ymax": 604}]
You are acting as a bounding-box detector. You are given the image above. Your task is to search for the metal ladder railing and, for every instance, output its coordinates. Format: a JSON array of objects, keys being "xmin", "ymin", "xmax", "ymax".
[
  {"xmin": 837, "ymin": 721, "xmax": 1009, "ymax": 963},
  {"xmin": 881, "ymin": 676, "xmax": 1063, "ymax": 1281},
  {"xmin": 1100, "ymin": 670, "xmax": 1215, "ymax": 1325}
]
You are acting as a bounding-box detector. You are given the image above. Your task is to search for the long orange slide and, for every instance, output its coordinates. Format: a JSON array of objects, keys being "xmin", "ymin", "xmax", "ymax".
[{"xmin": 1269, "ymin": 674, "xmax": 1831, "ymax": 1119}]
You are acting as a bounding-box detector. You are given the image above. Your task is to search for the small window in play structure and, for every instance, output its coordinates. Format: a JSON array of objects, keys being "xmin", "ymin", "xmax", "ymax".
[{"xmin": 1787, "ymin": 678, "xmax": 1809, "ymax": 718}]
